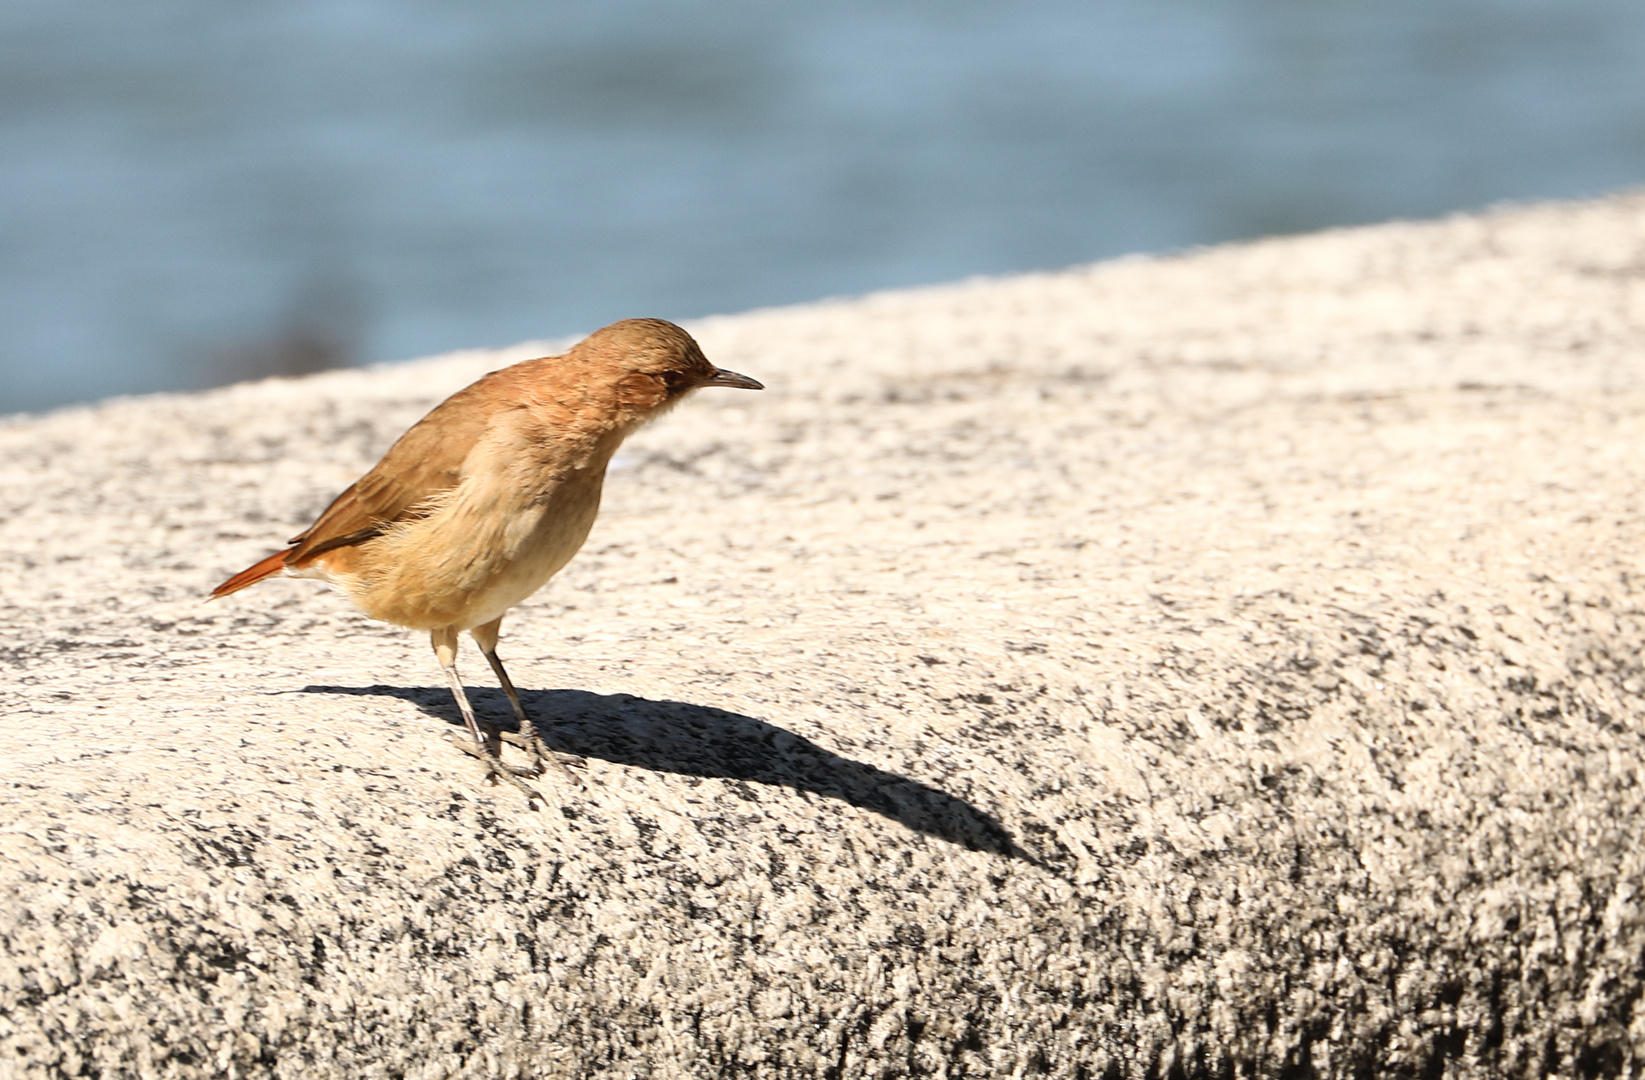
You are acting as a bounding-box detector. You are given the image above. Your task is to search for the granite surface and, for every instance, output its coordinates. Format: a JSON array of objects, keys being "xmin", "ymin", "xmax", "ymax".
[{"xmin": 6, "ymin": 195, "xmax": 1645, "ymax": 1077}]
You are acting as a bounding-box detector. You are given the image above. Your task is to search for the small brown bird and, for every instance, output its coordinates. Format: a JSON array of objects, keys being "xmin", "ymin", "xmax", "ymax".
[{"xmin": 212, "ymin": 318, "xmax": 762, "ymax": 797}]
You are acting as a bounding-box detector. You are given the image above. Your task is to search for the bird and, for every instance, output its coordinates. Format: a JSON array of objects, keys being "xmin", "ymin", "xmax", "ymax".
[{"xmin": 211, "ymin": 318, "xmax": 763, "ymax": 799}]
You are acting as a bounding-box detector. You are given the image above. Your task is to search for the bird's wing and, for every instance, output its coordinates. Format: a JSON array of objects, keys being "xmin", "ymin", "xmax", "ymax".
[{"xmin": 285, "ymin": 369, "xmax": 520, "ymax": 566}]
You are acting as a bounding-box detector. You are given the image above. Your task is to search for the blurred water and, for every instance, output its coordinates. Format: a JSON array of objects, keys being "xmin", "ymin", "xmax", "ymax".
[{"xmin": 3, "ymin": 0, "xmax": 1645, "ymax": 413}]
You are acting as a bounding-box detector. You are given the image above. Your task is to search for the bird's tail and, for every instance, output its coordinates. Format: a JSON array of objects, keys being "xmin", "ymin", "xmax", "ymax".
[{"xmin": 210, "ymin": 551, "xmax": 288, "ymax": 599}]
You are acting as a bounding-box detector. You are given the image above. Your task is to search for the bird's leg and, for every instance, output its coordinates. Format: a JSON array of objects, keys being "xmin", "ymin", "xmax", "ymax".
[
  {"xmin": 471, "ymin": 617, "xmax": 586, "ymax": 786},
  {"xmin": 431, "ymin": 627, "xmax": 542, "ymax": 800}
]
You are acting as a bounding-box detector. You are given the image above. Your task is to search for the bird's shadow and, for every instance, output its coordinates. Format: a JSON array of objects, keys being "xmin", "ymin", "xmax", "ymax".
[{"xmin": 302, "ymin": 683, "xmax": 1030, "ymax": 861}]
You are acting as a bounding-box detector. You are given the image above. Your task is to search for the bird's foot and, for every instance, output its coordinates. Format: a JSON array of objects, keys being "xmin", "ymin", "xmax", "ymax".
[
  {"xmin": 481, "ymin": 721, "xmax": 588, "ymax": 785},
  {"xmin": 502, "ymin": 731, "xmax": 588, "ymax": 770},
  {"xmin": 452, "ymin": 736, "xmax": 546, "ymax": 802}
]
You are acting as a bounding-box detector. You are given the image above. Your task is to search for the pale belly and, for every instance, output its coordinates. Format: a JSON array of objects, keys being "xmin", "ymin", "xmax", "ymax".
[{"xmin": 300, "ymin": 466, "xmax": 606, "ymax": 631}]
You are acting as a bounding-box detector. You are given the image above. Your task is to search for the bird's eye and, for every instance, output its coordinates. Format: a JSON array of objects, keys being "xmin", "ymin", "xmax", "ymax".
[{"xmin": 661, "ymin": 370, "xmax": 690, "ymax": 392}]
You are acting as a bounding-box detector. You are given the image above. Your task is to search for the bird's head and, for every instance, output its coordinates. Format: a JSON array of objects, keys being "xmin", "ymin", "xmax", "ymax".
[{"xmin": 570, "ymin": 318, "xmax": 762, "ymax": 423}]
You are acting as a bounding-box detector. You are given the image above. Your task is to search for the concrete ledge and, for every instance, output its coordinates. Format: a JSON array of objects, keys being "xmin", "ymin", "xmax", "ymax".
[{"xmin": 6, "ymin": 194, "xmax": 1645, "ymax": 1077}]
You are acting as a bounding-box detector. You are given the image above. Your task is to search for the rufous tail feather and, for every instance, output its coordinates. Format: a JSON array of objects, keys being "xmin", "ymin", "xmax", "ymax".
[{"xmin": 211, "ymin": 551, "xmax": 288, "ymax": 598}]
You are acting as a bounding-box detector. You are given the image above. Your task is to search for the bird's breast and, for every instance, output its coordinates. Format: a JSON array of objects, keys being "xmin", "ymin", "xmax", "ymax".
[{"xmin": 336, "ymin": 461, "xmax": 609, "ymax": 631}]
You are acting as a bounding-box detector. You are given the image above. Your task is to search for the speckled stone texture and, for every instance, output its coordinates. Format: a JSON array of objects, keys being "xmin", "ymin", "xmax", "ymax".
[{"xmin": 7, "ymin": 195, "xmax": 1645, "ymax": 1079}]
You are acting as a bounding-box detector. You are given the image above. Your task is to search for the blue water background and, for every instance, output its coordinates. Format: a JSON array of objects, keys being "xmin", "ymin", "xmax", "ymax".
[{"xmin": 4, "ymin": 0, "xmax": 1645, "ymax": 412}]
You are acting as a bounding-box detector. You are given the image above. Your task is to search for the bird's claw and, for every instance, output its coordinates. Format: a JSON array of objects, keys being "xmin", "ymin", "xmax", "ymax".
[
  {"xmin": 493, "ymin": 728, "xmax": 586, "ymax": 767},
  {"xmin": 481, "ymin": 722, "xmax": 588, "ymax": 775},
  {"xmin": 452, "ymin": 736, "xmax": 546, "ymax": 801}
]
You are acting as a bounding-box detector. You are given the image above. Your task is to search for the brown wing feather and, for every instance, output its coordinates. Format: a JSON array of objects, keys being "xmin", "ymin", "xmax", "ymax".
[{"xmin": 285, "ymin": 363, "xmax": 535, "ymax": 567}]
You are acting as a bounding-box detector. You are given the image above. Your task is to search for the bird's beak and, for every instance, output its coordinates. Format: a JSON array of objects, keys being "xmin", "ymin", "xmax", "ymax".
[{"xmin": 704, "ymin": 368, "xmax": 764, "ymax": 390}]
